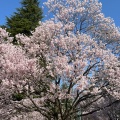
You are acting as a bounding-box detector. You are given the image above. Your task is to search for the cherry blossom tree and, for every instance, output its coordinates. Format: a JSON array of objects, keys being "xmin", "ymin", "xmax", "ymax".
[
  {"xmin": 82, "ymin": 92, "xmax": 120, "ymax": 120},
  {"xmin": 45, "ymin": 0, "xmax": 120, "ymax": 59},
  {"xmin": 0, "ymin": 0, "xmax": 120, "ymax": 120}
]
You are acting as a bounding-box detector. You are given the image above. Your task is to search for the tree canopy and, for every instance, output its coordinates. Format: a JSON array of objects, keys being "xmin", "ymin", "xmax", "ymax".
[{"xmin": 0, "ymin": 0, "xmax": 120, "ymax": 120}]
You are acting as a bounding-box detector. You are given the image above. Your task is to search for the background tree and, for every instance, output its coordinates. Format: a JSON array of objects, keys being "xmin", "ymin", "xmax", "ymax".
[{"xmin": 6, "ymin": 0, "xmax": 43, "ymax": 37}]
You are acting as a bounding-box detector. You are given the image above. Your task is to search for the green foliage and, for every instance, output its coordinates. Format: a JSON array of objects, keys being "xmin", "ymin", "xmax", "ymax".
[
  {"xmin": 6, "ymin": 0, "xmax": 43, "ymax": 37},
  {"xmin": 0, "ymin": 25, "xmax": 6, "ymax": 29},
  {"xmin": 12, "ymin": 92, "xmax": 26, "ymax": 101}
]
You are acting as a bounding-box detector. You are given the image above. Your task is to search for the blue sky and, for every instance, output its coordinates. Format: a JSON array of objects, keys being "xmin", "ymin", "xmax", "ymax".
[{"xmin": 0, "ymin": 0, "xmax": 120, "ymax": 27}]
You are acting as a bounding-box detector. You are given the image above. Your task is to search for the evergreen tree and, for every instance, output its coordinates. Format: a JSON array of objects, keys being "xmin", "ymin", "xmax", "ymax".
[{"xmin": 6, "ymin": 0, "xmax": 43, "ymax": 37}]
